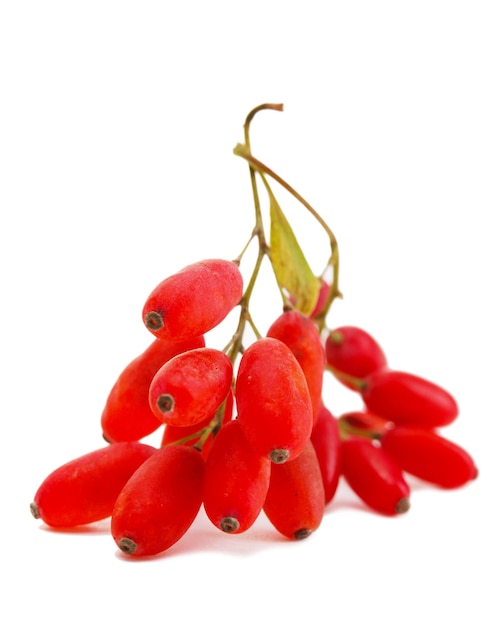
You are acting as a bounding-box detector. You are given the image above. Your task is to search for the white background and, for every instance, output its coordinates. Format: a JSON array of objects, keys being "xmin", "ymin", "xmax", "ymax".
[{"xmin": 1, "ymin": 1, "xmax": 497, "ymax": 624}]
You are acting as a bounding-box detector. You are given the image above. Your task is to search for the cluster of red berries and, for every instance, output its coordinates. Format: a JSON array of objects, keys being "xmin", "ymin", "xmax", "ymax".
[{"xmin": 30, "ymin": 104, "xmax": 477, "ymax": 558}]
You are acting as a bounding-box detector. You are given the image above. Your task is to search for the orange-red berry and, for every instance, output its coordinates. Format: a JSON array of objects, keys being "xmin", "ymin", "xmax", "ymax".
[
  {"xmin": 267, "ymin": 310, "xmax": 325, "ymax": 427},
  {"xmin": 235, "ymin": 337, "xmax": 313, "ymax": 464},
  {"xmin": 203, "ymin": 420, "xmax": 271, "ymax": 534},
  {"xmin": 263, "ymin": 440, "xmax": 325, "ymax": 539},
  {"xmin": 341, "ymin": 437, "xmax": 410, "ymax": 516},
  {"xmin": 101, "ymin": 336, "xmax": 205, "ymax": 442},
  {"xmin": 149, "ymin": 347, "xmax": 233, "ymax": 427},
  {"xmin": 111, "ymin": 445, "xmax": 204, "ymax": 557},
  {"xmin": 310, "ymin": 404, "xmax": 342, "ymax": 504},
  {"xmin": 30, "ymin": 442, "xmax": 157, "ymax": 527},
  {"xmin": 142, "ymin": 258, "xmax": 243, "ymax": 341},
  {"xmin": 361, "ymin": 369, "xmax": 459, "ymax": 428},
  {"xmin": 381, "ymin": 425, "xmax": 478, "ymax": 488}
]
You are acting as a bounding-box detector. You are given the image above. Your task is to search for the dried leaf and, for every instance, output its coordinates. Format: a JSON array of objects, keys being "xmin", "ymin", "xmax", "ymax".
[{"xmin": 269, "ymin": 192, "xmax": 320, "ymax": 316}]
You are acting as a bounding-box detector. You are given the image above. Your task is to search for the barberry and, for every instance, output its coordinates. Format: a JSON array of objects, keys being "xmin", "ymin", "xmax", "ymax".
[
  {"xmin": 325, "ymin": 325, "xmax": 387, "ymax": 389},
  {"xmin": 341, "ymin": 437, "xmax": 410, "ymax": 516},
  {"xmin": 381, "ymin": 425, "xmax": 478, "ymax": 488},
  {"xmin": 111, "ymin": 444, "xmax": 204, "ymax": 557},
  {"xmin": 263, "ymin": 440, "xmax": 325, "ymax": 539},
  {"xmin": 203, "ymin": 420, "xmax": 271, "ymax": 533},
  {"xmin": 267, "ymin": 310, "xmax": 325, "ymax": 426},
  {"xmin": 361, "ymin": 369, "xmax": 459, "ymax": 428},
  {"xmin": 148, "ymin": 347, "xmax": 233, "ymax": 427},
  {"xmin": 235, "ymin": 337, "xmax": 313, "ymax": 464},
  {"xmin": 101, "ymin": 335, "xmax": 205, "ymax": 442},
  {"xmin": 31, "ymin": 442, "xmax": 157, "ymax": 527},
  {"xmin": 310, "ymin": 404, "xmax": 342, "ymax": 504},
  {"xmin": 142, "ymin": 258, "xmax": 243, "ymax": 341}
]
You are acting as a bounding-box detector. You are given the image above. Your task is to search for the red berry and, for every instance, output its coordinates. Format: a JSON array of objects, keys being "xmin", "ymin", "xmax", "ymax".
[
  {"xmin": 341, "ymin": 437, "xmax": 410, "ymax": 516},
  {"xmin": 381, "ymin": 426, "xmax": 478, "ymax": 488},
  {"xmin": 267, "ymin": 310, "xmax": 325, "ymax": 426},
  {"xmin": 101, "ymin": 335, "xmax": 205, "ymax": 442},
  {"xmin": 30, "ymin": 442, "xmax": 157, "ymax": 527},
  {"xmin": 310, "ymin": 404, "xmax": 342, "ymax": 504},
  {"xmin": 111, "ymin": 445, "xmax": 204, "ymax": 557},
  {"xmin": 235, "ymin": 337, "xmax": 313, "ymax": 464},
  {"xmin": 361, "ymin": 369, "xmax": 459, "ymax": 428},
  {"xmin": 263, "ymin": 440, "xmax": 325, "ymax": 539},
  {"xmin": 142, "ymin": 258, "xmax": 243, "ymax": 341},
  {"xmin": 149, "ymin": 347, "xmax": 233, "ymax": 427},
  {"xmin": 203, "ymin": 420, "xmax": 271, "ymax": 534},
  {"xmin": 325, "ymin": 325, "xmax": 387, "ymax": 389}
]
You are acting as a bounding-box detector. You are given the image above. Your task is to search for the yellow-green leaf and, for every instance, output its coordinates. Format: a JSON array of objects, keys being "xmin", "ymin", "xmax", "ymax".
[{"xmin": 269, "ymin": 191, "xmax": 320, "ymax": 315}]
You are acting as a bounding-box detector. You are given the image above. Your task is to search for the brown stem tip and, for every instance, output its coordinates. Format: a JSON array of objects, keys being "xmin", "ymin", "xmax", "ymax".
[
  {"xmin": 144, "ymin": 311, "xmax": 164, "ymax": 331},
  {"xmin": 396, "ymin": 498, "xmax": 410, "ymax": 515},
  {"xmin": 220, "ymin": 517, "xmax": 240, "ymax": 533},
  {"xmin": 270, "ymin": 449, "xmax": 290, "ymax": 464},
  {"xmin": 294, "ymin": 528, "xmax": 312, "ymax": 540},
  {"xmin": 30, "ymin": 502, "xmax": 40, "ymax": 519},
  {"xmin": 157, "ymin": 394, "xmax": 175, "ymax": 413},
  {"xmin": 119, "ymin": 537, "xmax": 138, "ymax": 555}
]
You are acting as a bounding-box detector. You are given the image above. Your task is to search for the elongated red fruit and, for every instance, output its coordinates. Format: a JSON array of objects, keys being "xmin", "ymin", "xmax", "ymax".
[
  {"xmin": 101, "ymin": 335, "xmax": 205, "ymax": 442},
  {"xmin": 267, "ymin": 310, "xmax": 325, "ymax": 426},
  {"xmin": 203, "ymin": 420, "xmax": 271, "ymax": 534},
  {"xmin": 235, "ymin": 337, "xmax": 313, "ymax": 464},
  {"xmin": 263, "ymin": 440, "xmax": 325, "ymax": 539},
  {"xmin": 325, "ymin": 325, "xmax": 387, "ymax": 390},
  {"xmin": 310, "ymin": 404, "xmax": 342, "ymax": 504},
  {"xmin": 381, "ymin": 426, "xmax": 478, "ymax": 488},
  {"xmin": 111, "ymin": 444, "xmax": 204, "ymax": 557},
  {"xmin": 341, "ymin": 437, "xmax": 410, "ymax": 516},
  {"xmin": 149, "ymin": 347, "xmax": 233, "ymax": 427},
  {"xmin": 30, "ymin": 442, "xmax": 157, "ymax": 527},
  {"xmin": 361, "ymin": 369, "xmax": 459, "ymax": 428},
  {"xmin": 142, "ymin": 258, "xmax": 243, "ymax": 341}
]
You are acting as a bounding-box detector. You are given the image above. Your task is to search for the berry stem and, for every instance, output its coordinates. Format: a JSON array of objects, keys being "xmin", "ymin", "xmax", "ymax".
[
  {"xmin": 223, "ymin": 106, "xmax": 285, "ymax": 362},
  {"xmin": 233, "ymin": 141, "xmax": 341, "ymax": 329}
]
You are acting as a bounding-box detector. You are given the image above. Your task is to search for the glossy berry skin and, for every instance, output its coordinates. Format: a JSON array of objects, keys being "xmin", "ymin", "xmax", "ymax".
[
  {"xmin": 310, "ymin": 404, "xmax": 342, "ymax": 504},
  {"xmin": 361, "ymin": 369, "xmax": 459, "ymax": 428},
  {"xmin": 325, "ymin": 325, "xmax": 387, "ymax": 390},
  {"xmin": 160, "ymin": 389, "xmax": 234, "ymax": 459},
  {"xmin": 30, "ymin": 442, "xmax": 157, "ymax": 528},
  {"xmin": 111, "ymin": 445, "xmax": 204, "ymax": 557},
  {"xmin": 142, "ymin": 259, "xmax": 243, "ymax": 341},
  {"xmin": 149, "ymin": 347, "xmax": 233, "ymax": 427},
  {"xmin": 203, "ymin": 420, "xmax": 271, "ymax": 534},
  {"xmin": 341, "ymin": 437, "xmax": 410, "ymax": 516},
  {"xmin": 101, "ymin": 335, "xmax": 205, "ymax": 442},
  {"xmin": 267, "ymin": 310, "xmax": 325, "ymax": 426},
  {"xmin": 263, "ymin": 440, "xmax": 325, "ymax": 539},
  {"xmin": 235, "ymin": 337, "xmax": 313, "ymax": 464},
  {"xmin": 381, "ymin": 426, "xmax": 478, "ymax": 488}
]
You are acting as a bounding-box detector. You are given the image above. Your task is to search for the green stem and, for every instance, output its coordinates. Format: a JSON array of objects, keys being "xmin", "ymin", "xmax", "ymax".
[
  {"xmin": 233, "ymin": 142, "xmax": 341, "ymax": 329},
  {"xmin": 223, "ymin": 105, "xmax": 286, "ymax": 363}
]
